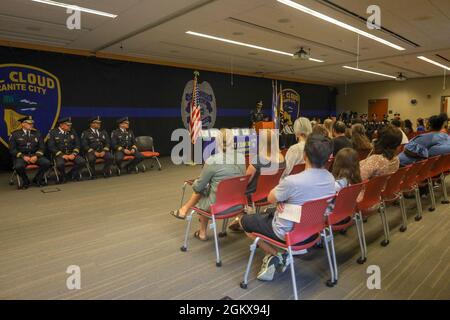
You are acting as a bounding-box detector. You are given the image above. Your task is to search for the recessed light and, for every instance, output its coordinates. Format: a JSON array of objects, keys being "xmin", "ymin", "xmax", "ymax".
[
  {"xmin": 186, "ymin": 31, "xmax": 325, "ymax": 63},
  {"xmin": 417, "ymin": 56, "xmax": 450, "ymax": 71},
  {"xmin": 343, "ymin": 66, "xmax": 397, "ymax": 79},
  {"xmin": 277, "ymin": 0, "xmax": 405, "ymax": 51},
  {"xmin": 31, "ymin": 0, "xmax": 117, "ymax": 18}
]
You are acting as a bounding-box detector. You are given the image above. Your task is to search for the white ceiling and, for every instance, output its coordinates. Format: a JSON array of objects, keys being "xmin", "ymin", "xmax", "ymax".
[{"xmin": 0, "ymin": 0, "xmax": 449, "ymax": 85}]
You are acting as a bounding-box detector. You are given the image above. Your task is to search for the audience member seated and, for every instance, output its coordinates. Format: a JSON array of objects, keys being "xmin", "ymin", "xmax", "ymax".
[
  {"xmin": 239, "ymin": 134, "xmax": 335, "ymax": 281},
  {"xmin": 332, "ymin": 121, "xmax": 352, "ymax": 157},
  {"xmin": 332, "ymin": 148, "xmax": 362, "ymax": 192},
  {"xmin": 351, "ymin": 123, "xmax": 373, "ymax": 156},
  {"xmin": 399, "ymin": 113, "xmax": 450, "ymax": 166},
  {"xmin": 228, "ymin": 130, "xmax": 285, "ymax": 231},
  {"xmin": 416, "ymin": 118, "xmax": 426, "ymax": 133},
  {"xmin": 404, "ymin": 119, "xmax": 414, "ymax": 138},
  {"xmin": 312, "ymin": 124, "xmax": 330, "ymax": 138},
  {"xmin": 360, "ymin": 125, "xmax": 402, "ymax": 180},
  {"xmin": 281, "ymin": 117, "xmax": 312, "ymax": 178},
  {"xmin": 323, "ymin": 118, "xmax": 334, "ymax": 139},
  {"xmin": 391, "ymin": 119, "xmax": 409, "ymax": 145},
  {"xmin": 170, "ymin": 129, "xmax": 246, "ymax": 241}
]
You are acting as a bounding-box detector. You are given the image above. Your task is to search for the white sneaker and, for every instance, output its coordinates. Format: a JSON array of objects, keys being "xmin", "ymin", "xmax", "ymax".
[{"xmin": 257, "ymin": 255, "xmax": 280, "ymax": 281}]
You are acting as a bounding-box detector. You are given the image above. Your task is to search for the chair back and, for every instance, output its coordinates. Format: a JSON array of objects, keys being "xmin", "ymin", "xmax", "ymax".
[
  {"xmin": 290, "ymin": 163, "xmax": 305, "ymax": 175},
  {"xmin": 251, "ymin": 168, "xmax": 284, "ymax": 203},
  {"xmin": 429, "ymin": 154, "xmax": 450, "ymax": 177},
  {"xmin": 416, "ymin": 156, "xmax": 440, "ymax": 182},
  {"xmin": 358, "ymin": 149, "xmax": 371, "ymax": 161},
  {"xmin": 328, "ymin": 183, "xmax": 364, "ymax": 225},
  {"xmin": 382, "ymin": 166, "xmax": 410, "ymax": 200},
  {"xmin": 285, "ymin": 196, "xmax": 334, "ymax": 246},
  {"xmin": 357, "ymin": 174, "xmax": 390, "ymax": 212},
  {"xmin": 135, "ymin": 136, "xmax": 155, "ymax": 152},
  {"xmin": 211, "ymin": 175, "xmax": 250, "ymax": 215}
]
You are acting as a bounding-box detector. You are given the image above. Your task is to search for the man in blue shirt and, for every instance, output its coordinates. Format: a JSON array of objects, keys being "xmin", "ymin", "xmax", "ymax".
[{"xmin": 240, "ymin": 134, "xmax": 336, "ymax": 281}]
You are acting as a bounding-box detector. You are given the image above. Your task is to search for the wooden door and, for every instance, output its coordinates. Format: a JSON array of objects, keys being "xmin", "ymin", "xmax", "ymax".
[{"xmin": 368, "ymin": 99, "xmax": 389, "ymax": 119}]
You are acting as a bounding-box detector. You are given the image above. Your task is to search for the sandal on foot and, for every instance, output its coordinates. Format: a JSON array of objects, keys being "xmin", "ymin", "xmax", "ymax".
[
  {"xmin": 170, "ymin": 210, "xmax": 186, "ymax": 220},
  {"xmin": 194, "ymin": 231, "xmax": 209, "ymax": 241}
]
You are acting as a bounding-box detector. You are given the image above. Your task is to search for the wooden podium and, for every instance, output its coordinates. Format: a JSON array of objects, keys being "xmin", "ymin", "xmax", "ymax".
[{"xmin": 254, "ymin": 121, "xmax": 275, "ymax": 133}]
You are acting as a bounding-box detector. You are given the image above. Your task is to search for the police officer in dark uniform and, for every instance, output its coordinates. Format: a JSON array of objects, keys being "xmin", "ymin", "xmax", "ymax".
[
  {"xmin": 250, "ymin": 101, "xmax": 266, "ymax": 127},
  {"xmin": 81, "ymin": 116, "xmax": 113, "ymax": 179},
  {"xmin": 111, "ymin": 117, "xmax": 144, "ymax": 173},
  {"xmin": 48, "ymin": 117, "xmax": 86, "ymax": 183},
  {"xmin": 9, "ymin": 115, "xmax": 51, "ymax": 188}
]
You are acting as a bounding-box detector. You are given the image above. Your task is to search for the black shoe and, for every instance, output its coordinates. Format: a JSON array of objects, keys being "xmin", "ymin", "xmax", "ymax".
[
  {"xmin": 71, "ymin": 173, "xmax": 81, "ymax": 182},
  {"xmin": 21, "ymin": 177, "xmax": 30, "ymax": 189},
  {"xmin": 90, "ymin": 175, "xmax": 97, "ymax": 180},
  {"xmin": 32, "ymin": 178, "xmax": 46, "ymax": 187},
  {"xmin": 103, "ymin": 171, "xmax": 111, "ymax": 179}
]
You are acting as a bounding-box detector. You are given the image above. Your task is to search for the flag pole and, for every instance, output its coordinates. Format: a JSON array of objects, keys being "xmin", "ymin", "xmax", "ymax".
[{"xmin": 188, "ymin": 71, "xmax": 200, "ymax": 166}]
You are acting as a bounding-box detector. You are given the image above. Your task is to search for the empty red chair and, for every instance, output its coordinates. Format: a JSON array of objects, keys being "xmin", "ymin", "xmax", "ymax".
[
  {"xmin": 290, "ymin": 163, "xmax": 305, "ymax": 175},
  {"xmin": 427, "ymin": 154, "xmax": 450, "ymax": 205},
  {"xmin": 240, "ymin": 196, "xmax": 335, "ymax": 300},
  {"xmin": 136, "ymin": 136, "xmax": 162, "ymax": 171},
  {"xmin": 381, "ymin": 166, "xmax": 410, "ymax": 233},
  {"xmin": 180, "ymin": 175, "xmax": 250, "ymax": 267},
  {"xmin": 415, "ymin": 156, "xmax": 440, "ymax": 214},
  {"xmin": 399, "ymin": 161, "xmax": 426, "ymax": 221},
  {"xmin": 327, "ymin": 182, "xmax": 364, "ymax": 283},
  {"xmin": 356, "ymin": 174, "xmax": 390, "ymax": 263},
  {"xmin": 250, "ymin": 168, "xmax": 284, "ymax": 213}
]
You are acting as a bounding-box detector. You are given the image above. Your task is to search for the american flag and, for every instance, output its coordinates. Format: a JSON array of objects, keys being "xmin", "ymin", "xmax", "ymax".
[{"xmin": 189, "ymin": 71, "xmax": 202, "ymax": 144}]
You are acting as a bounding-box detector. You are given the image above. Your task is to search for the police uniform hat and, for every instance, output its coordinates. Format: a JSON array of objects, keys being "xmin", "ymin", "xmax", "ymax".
[
  {"xmin": 18, "ymin": 115, "xmax": 34, "ymax": 124},
  {"xmin": 116, "ymin": 117, "xmax": 129, "ymax": 124},
  {"xmin": 89, "ymin": 116, "xmax": 102, "ymax": 123},
  {"xmin": 57, "ymin": 117, "xmax": 72, "ymax": 125}
]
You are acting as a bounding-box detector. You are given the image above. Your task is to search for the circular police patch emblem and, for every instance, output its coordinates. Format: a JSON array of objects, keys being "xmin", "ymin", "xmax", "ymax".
[{"xmin": 181, "ymin": 80, "xmax": 216, "ymax": 130}]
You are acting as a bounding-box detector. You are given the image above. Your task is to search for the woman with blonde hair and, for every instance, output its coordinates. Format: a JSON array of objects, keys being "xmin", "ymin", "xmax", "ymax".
[
  {"xmin": 323, "ymin": 118, "xmax": 334, "ymax": 139},
  {"xmin": 170, "ymin": 128, "xmax": 246, "ymax": 241}
]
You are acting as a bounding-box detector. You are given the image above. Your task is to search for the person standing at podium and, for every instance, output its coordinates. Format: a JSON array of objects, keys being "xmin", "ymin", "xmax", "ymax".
[{"xmin": 250, "ymin": 101, "xmax": 267, "ymax": 127}]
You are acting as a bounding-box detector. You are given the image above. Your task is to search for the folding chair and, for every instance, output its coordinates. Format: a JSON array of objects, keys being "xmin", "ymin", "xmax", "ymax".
[
  {"xmin": 399, "ymin": 161, "xmax": 426, "ymax": 221},
  {"xmin": 414, "ymin": 156, "xmax": 440, "ymax": 214},
  {"xmin": 249, "ymin": 168, "xmax": 284, "ymax": 213},
  {"xmin": 240, "ymin": 196, "xmax": 335, "ymax": 300},
  {"xmin": 52, "ymin": 158, "xmax": 83, "ymax": 183},
  {"xmin": 115, "ymin": 155, "xmax": 139, "ymax": 176},
  {"xmin": 135, "ymin": 136, "xmax": 162, "ymax": 171},
  {"xmin": 381, "ymin": 166, "xmax": 410, "ymax": 233},
  {"xmin": 427, "ymin": 154, "xmax": 450, "ymax": 206},
  {"xmin": 290, "ymin": 163, "xmax": 305, "ymax": 175},
  {"xmin": 327, "ymin": 183, "xmax": 364, "ymax": 282},
  {"xmin": 356, "ymin": 174, "xmax": 390, "ymax": 263},
  {"xmin": 180, "ymin": 175, "xmax": 250, "ymax": 267},
  {"xmin": 9, "ymin": 164, "xmax": 49, "ymax": 189}
]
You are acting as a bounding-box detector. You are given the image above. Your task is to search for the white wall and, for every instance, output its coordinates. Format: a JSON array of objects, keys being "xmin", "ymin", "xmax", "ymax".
[{"xmin": 336, "ymin": 75, "xmax": 450, "ymax": 121}]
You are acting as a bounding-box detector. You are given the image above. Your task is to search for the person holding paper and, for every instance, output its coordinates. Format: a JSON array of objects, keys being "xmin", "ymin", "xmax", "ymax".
[{"xmin": 240, "ymin": 134, "xmax": 336, "ymax": 281}]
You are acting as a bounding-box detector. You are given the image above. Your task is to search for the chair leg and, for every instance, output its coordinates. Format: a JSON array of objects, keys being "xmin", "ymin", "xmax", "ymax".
[
  {"xmin": 441, "ymin": 174, "xmax": 449, "ymax": 204},
  {"xmin": 379, "ymin": 202, "xmax": 390, "ymax": 247},
  {"xmin": 399, "ymin": 194, "xmax": 408, "ymax": 232},
  {"xmin": 180, "ymin": 210, "xmax": 194, "ymax": 252},
  {"xmin": 287, "ymin": 246, "xmax": 298, "ymax": 300},
  {"xmin": 16, "ymin": 172, "xmax": 22, "ymax": 189},
  {"xmin": 211, "ymin": 215, "xmax": 222, "ymax": 267},
  {"xmin": 240, "ymin": 237, "xmax": 260, "ymax": 289},
  {"xmin": 328, "ymin": 226, "xmax": 338, "ymax": 282},
  {"xmin": 9, "ymin": 171, "xmax": 15, "ymax": 186},
  {"xmin": 428, "ymin": 178, "xmax": 436, "ymax": 212},
  {"xmin": 322, "ymin": 228, "xmax": 336, "ymax": 287},
  {"xmin": 354, "ymin": 213, "xmax": 367, "ymax": 264},
  {"xmin": 414, "ymin": 187, "xmax": 423, "ymax": 221},
  {"xmin": 219, "ymin": 218, "xmax": 228, "ymax": 238},
  {"xmin": 53, "ymin": 166, "xmax": 60, "ymax": 183},
  {"xmin": 154, "ymin": 157, "xmax": 162, "ymax": 170}
]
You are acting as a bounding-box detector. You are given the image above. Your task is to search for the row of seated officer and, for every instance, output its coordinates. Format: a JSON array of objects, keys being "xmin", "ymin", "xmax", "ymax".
[{"xmin": 9, "ymin": 115, "xmax": 144, "ymax": 189}]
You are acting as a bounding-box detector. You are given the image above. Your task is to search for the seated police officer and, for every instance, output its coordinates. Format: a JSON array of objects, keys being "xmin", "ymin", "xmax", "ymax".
[
  {"xmin": 48, "ymin": 117, "xmax": 86, "ymax": 183},
  {"xmin": 81, "ymin": 116, "xmax": 113, "ymax": 179},
  {"xmin": 111, "ymin": 117, "xmax": 144, "ymax": 173},
  {"xmin": 9, "ymin": 116, "xmax": 51, "ymax": 188}
]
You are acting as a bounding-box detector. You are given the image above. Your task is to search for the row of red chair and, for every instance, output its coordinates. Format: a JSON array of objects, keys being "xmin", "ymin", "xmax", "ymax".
[{"xmin": 179, "ymin": 153, "xmax": 450, "ymax": 300}]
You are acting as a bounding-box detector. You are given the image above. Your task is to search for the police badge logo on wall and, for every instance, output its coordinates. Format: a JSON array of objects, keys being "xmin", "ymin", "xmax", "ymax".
[
  {"xmin": 0, "ymin": 64, "xmax": 61, "ymax": 147},
  {"xmin": 181, "ymin": 80, "xmax": 217, "ymax": 130},
  {"xmin": 282, "ymin": 89, "xmax": 300, "ymax": 120}
]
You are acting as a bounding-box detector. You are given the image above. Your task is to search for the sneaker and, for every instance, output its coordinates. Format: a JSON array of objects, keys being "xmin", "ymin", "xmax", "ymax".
[
  {"xmin": 257, "ymin": 254, "xmax": 280, "ymax": 281},
  {"xmin": 276, "ymin": 252, "xmax": 291, "ymax": 273}
]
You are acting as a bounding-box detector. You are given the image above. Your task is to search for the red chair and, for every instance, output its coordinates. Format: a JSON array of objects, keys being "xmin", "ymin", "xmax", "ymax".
[
  {"xmin": 250, "ymin": 168, "xmax": 284, "ymax": 213},
  {"xmin": 399, "ymin": 161, "xmax": 426, "ymax": 221},
  {"xmin": 427, "ymin": 154, "xmax": 450, "ymax": 206},
  {"xmin": 180, "ymin": 175, "xmax": 250, "ymax": 267},
  {"xmin": 240, "ymin": 196, "xmax": 335, "ymax": 300},
  {"xmin": 381, "ymin": 166, "xmax": 410, "ymax": 233},
  {"xmin": 415, "ymin": 156, "xmax": 440, "ymax": 214},
  {"xmin": 52, "ymin": 158, "xmax": 84, "ymax": 183},
  {"xmin": 136, "ymin": 136, "xmax": 162, "ymax": 171},
  {"xmin": 116, "ymin": 155, "xmax": 139, "ymax": 175},
  {"xmin": 290, "ymin": 163, "xmax": 305, "ymax": 175},
  {"xmin": 355, "ymin": 174, "xmax": 390, "ymax": 263},
  {"xmin": 9, "ymin": 164, "xmax": 49, "ymax": 189},
  {"xmin": 327, "ymin": 182, "xmax": 364, "ymax": 283}
]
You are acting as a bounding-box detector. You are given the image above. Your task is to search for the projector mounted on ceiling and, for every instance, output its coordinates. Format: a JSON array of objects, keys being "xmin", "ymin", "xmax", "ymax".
[
  {"xmin": 395, "ymin": 72, "xmax": 407, "ymax": 82},
  {"xmin": 293, "ymin": 47, "xmax": 311, "ymax": 60}
]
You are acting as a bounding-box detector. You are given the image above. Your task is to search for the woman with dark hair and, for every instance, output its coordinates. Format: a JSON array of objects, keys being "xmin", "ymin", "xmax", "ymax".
[
  {"xmin": 416, "ymin": 118, "xmax": 426, "ymax": 132},
  {"xmin": 399, "ymin": 113, "xmax": 450, "ymax": 166},
  {"xmin": 333, "ymin": 148, "xmax": 363, "ymax": 189},
  {"xmin": 404, "ymin": 119, "xmax": 414, "ymax": 138},
  {"xmin": 360, "ymin": 125, "xmax": 402, "ymax": 180}
]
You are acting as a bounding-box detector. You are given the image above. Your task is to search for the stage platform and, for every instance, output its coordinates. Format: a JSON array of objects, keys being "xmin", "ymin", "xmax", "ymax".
[{"xmin": 0, "ymin": 158, "xmax": 449, "ymax": 300}]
